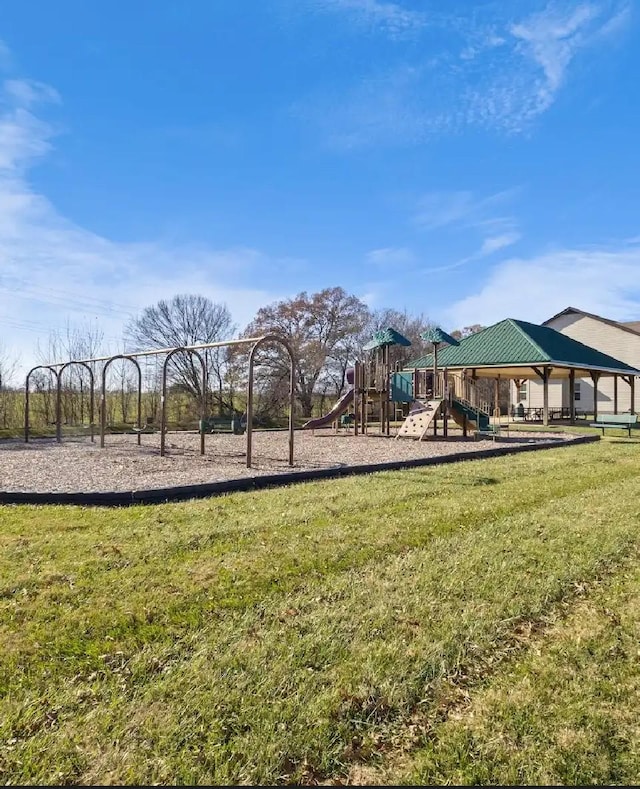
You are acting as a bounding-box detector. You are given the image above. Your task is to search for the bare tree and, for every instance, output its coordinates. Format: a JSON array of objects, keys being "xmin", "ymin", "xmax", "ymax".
[
  {"xmin": 364, "ymin": 308, "xmax": 436, "ymax": 368},
  {"xmin": 0, "ymin": 344, "xmax": 20, "ymax": 430},
  {"xmin": 35, "ymin": 321, "xmax": 105, "ymax": 428},
  {"xmin": 125, "ymin": 294, "xmax": 236, "ymax": 408},
  {"xmin": 451, "ymin": 324, "xmax": 485, "ymax": 340},
  {"xmin": 243, "ymin": 287, "xmax": 370, "ymax": 417}
]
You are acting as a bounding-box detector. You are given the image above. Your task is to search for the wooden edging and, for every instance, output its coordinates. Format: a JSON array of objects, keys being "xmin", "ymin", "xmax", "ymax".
[{"xmin": 0, "ymin": 434, "xmax": 600, "ymax": 508}]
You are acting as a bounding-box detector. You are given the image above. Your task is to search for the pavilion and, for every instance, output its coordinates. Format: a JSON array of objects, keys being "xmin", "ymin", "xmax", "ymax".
[{"xmin": 403, "ymin": 318, "xmax": 640, "ymax": 426}]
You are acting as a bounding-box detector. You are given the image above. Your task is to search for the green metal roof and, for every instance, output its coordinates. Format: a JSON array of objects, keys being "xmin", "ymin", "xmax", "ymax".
[
  {"xmin": 363, "ymin": 327, "xmax": 412, "ymax": 351},
  {"xmin": 420, "ymin": 326, "xmax": 460, "ymax": 346},
  {"xmin": 404, "ymin": 318, "xmax": 640, "ymax": 374}
]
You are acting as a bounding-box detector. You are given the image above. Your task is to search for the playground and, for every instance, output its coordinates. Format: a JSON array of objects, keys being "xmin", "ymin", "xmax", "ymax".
[
  {"xmin": 6, "ymin": 317, "xmax": 637, "ymax": 500},
  {"xmin": 0, "ymin": 426, "xmax": 575, "ymax": 495}
]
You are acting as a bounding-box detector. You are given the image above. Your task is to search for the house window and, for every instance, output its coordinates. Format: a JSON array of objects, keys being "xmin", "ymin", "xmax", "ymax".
[
  {"xmin": 517, "ymin": 381, "xmax": 527, "ymax": 400},
  {"xmin": 574, "ymin": 381, "xmax": 581, "ymax": 401}
]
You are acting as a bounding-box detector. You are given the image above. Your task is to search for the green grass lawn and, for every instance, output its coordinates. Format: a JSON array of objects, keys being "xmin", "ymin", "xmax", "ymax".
[{"xmin": 2, "ymin": 438, "xmax": 640, "ymax": 784}]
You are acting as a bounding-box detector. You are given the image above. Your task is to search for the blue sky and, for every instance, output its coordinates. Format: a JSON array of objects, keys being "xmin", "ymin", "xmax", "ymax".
[{"xmin": 1, "ymin": 0, "xmax": 639, "ymax": 374}]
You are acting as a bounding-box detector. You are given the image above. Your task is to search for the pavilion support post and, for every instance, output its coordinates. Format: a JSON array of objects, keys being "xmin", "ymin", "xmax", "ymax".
[
  {"xmin": 494, "ymin": 377, "xmax": 500, "ymax": 424},
  {"xmin": 542, "ymin": 367, "xmax": 550, "ymax": 426},
  {"xmin": 569, "ymin": 369, "xmax": 576, "ymax": 425},
  {"xmin": 590, "ymin": 371, "xmax": 601, "ymax": 422},
  {"xmin": 630, "ymin": 376, "xmax": 636, "ymax": 416},
  {"xmin": 614, "ymin": 375, "xmax": 618, "ymax": 415},
  {"xmin": 532, "ymin": 366, "xmax": 551, "ymax": 426}
]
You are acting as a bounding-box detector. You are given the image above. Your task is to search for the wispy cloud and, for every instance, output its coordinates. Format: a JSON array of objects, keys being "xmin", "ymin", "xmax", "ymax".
[
  {"xmin": 444, "ymin": 244, "xmax": 640, "ymax": 328},
  {"xmin": 411, "ymin": 188, "xmax": 522, "ymax": 273},
  {"xmin": 4, "ymin": 78, "xmax": 60, "ymax": 108},
  {"xmin": 365, "ymin": 246, "xmax": 415, "ymax": 267},
  {"xmin": 302, "ymin": 1, "xmax": 632, "ymax": 146},
  {"xmin": 303, "ymin": 65, "xmax": 434, "ymax": 150},
  {"xmin": 310, "ymin": 0, "xmax": 427, "ymax": 39},
  {"xmin": 493, "ymin": 2, "xmax": 630, "ymax": 128},
  {"xmin": 479, "ymin": 232, "xmax": 521, "ymax": 255},
  {"xmin": 412, "ymin": 191, "xmax": 475, "ymax": 231},
  {"xmin": 0, "ymin": 69, "xmax": 289, "ymax": 374},
  {"xmin": 413, "ymin": 188, "xmax": 519, "ymax": 233}
]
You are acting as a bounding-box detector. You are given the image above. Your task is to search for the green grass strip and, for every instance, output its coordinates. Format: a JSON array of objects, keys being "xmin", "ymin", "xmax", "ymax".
[
  {"xmin": 0, "ymin": 440, "xmax": 639, "ymax": 783},
  {"xmin": 396, "ymin": 555, "xmax": 640, "ymax": 786}
]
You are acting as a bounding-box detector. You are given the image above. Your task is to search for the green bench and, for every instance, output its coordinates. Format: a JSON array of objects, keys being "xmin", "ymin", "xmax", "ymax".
[
  {"xmin": 199, "ymin": 415, "xmax": 246, "ymax": 434},
  {"xmin": 590, "ymin": 413, "xmax": 637, "ymax": 436}
]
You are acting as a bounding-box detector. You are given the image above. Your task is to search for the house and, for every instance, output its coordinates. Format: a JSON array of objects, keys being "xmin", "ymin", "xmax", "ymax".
[{"xmin": 513, "ymin": 307, "xmax": 640, "ymax": 415}]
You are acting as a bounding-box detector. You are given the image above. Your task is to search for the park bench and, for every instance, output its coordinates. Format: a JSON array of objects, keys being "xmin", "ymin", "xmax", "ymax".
[
  {"xmin": 589, "ymin": 412, "xmax": 638, "ymax": 436},
  {"xmin": 199, "ymin": 415, "xmax": 245, "ymax": 434}
]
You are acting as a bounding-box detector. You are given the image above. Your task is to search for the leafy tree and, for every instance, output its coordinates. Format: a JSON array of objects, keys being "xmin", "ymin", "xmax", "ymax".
[
  {"xmin": 125, "ymin": 294, "xmax": 236, "ymax": 407},
  {"xmin": 243, "ymin": 287, "xmax": 370, "ymax": 417}
]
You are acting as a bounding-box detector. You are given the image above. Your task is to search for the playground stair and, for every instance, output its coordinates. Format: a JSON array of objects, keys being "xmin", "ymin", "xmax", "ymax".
[
  {"xmin": 395, "ymin": 399, "xmax": 443, "ymax": 440},
  {"xmin": 449, "ymin": 397, "xmax": 490, "ymax": 431}
]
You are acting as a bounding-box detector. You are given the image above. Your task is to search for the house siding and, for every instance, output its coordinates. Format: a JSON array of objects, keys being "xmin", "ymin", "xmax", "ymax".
[{"xmin": 521, "ymin": 313, "xmax": 640, "ymax": 414}]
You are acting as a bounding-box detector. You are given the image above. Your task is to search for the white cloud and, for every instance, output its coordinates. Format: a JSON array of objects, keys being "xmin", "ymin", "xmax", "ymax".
[
  {"xmin": 312, "ymin": 0, "xmax": 427, "ymax": 38},
  {"xmin": 413, "ymin": 188, "xmax": 521, "ymax": 230},
  {"xmin": 0, "ymin": 72, "xmax": 289, "ymax": 376},
  {"xmin": 413, "ymin": 191, "xmax": 475, "ymax": 231},
  {"xmin": 479, "ymin": 232, "xmax": 521, "ymax": 255},
  {"xmin": 507, "ymin": 3, "xmax": 613, "ymax": 122},
  {"xmin": 465, "ymin": 2, "xmax": 632, "ymax": 132},
  {"xmin": 444, "ymin": 245, "xmax": 640, "ymax": 329},
  {"xmin": 4, "ymin": 78, "xmax": 60, "ymax": 108},
  {"xmin": 413, "ymin": 189, "xmax": 521, "ymax": 268},
  {"xmin": 306, "ymin": 65, "xmax": 435, "ymax": 150},
  {"xmin": 304, "ymin": 2, "xmax": 631, "ymax": 146},
  {"xmin": 365, "ymin": 246, "xmax": 415, "ymax": 266}
]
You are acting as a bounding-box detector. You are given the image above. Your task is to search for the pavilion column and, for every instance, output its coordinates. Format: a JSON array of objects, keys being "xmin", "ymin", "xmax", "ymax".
[
  {"xmin": 569, "ymin": 369, "xmax": 576, "ymax": 425},
  {"xmin": 532, "ymin": 365, "xmax": 550, "ymax": 425},
  {"xmin": 614, "ymin": 375, "xmax": 618, "ymax": 415},
  {"xmin": 494, "ymin": 377, "xmax": 500, "ymax": 424},
  {"xmin": 590, "ymin": 371, "xmax": 601, "ymax": 422},
  {"xmin": 626, "ymin": 376, "xmax": 636, "ymax": 415}
]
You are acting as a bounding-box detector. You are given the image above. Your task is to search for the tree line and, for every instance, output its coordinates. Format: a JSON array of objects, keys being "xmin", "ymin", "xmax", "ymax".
[{"xmin": 1, "ymin": 288, "xmax": 490, "ymax": 432}]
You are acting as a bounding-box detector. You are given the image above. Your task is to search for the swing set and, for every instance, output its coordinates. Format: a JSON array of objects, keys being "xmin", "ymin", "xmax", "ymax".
[{"xmin": 24, "ymin": 334, "xmax": 296, "ymax": 468}]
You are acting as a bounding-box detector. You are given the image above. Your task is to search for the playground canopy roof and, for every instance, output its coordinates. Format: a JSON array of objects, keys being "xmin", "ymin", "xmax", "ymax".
[
  {"xmin": 403, "ymin": 318, "xmax": 640, "ymax": 379},
  {"xmin": 363, "ymin": 327, "xmax": 412, "ymax": 351},
  {"xmin": 420, "ymin": 327, "xmax": 460, "ymax": 346}
]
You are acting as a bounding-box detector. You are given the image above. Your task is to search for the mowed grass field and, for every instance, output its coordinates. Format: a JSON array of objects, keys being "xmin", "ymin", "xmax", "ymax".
[{"xmin": 2, "ymin": 438, "xmax": 640, "ymax": 785}]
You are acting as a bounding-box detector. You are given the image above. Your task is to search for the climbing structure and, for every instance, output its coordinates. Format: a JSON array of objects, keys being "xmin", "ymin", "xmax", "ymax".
[{"xmin": 395, "ymin": 399, "xmax": 443, "ymax": 440}]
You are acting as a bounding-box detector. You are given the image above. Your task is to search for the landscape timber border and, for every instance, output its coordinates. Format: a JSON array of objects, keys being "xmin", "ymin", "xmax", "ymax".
[{"xmin": 0, "ymin": 433, "xmax": 599, "ymax": 507}]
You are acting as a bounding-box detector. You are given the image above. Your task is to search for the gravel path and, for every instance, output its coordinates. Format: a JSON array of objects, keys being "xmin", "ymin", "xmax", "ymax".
[{"xmin": 0, "ymin": 427, "xmax": 577, "ymax": 494}]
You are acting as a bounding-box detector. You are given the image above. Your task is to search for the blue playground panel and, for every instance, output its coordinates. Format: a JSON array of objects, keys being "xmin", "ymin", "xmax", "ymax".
[{"xmin": 390, "ymin": 372, "xmax": 414, "ymax": 403}]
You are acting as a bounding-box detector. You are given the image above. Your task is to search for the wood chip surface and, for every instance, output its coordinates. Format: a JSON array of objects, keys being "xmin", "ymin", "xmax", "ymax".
[{"xmin": 0, "ymin": 428, "xmax": 576, "ymax": 493}]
